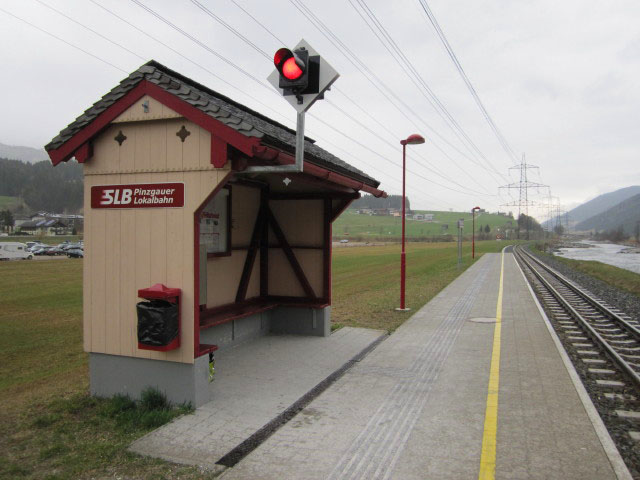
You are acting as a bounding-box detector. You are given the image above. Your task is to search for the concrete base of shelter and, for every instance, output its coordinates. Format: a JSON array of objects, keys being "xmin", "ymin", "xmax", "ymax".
[
  {"xmin": 90, "ymin": 306, "xmax": 332, "ymax": 407},
  {"xmin": 90, "ymin": 353, "xmax": 212, "ymax": 407}
]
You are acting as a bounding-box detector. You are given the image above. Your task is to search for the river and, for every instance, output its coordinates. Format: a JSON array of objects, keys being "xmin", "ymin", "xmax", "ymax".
[{"xmin": 554, "ymin": 241, "xmax": 640, "ymax": 274}]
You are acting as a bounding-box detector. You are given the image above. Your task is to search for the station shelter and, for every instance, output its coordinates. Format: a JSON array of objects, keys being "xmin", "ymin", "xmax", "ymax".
[{"xmin": 45, "ymin": 61, "xmax": 386, "ymax": 407}]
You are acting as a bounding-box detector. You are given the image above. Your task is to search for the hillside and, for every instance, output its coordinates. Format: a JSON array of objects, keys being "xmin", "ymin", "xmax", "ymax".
[
  {"xmin": 333, "ymin": 210, "xmax": 514, "ymax": 240},
  {"xmin": 574, "ymin": 193, "xmax": 640, "ymax": 235},
  {"xmin": 0, "ymin": 158, "xmax": 83, "ymax": 213},
  {"xmin": 548, "ymin": 185, "xmax": 640, "ymax": 228},
  {"xmin": 0, "ymin": 142, "xmax": 48, "ymax": 164}
]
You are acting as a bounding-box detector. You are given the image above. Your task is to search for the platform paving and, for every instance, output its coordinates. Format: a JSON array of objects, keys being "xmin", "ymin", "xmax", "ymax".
[
  {"xmin": 219, "ymin": 252, "xmax": 627, "ymax": 479},
  {"xmin": 129, "ymin": 327, "xmax": 385, "ymax": 471}
]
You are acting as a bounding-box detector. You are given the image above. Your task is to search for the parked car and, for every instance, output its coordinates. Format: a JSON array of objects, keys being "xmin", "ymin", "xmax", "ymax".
[
  {"xmin": 33, "ymin": 246, "xmax": 53, "ymax": 256},
  {"xmin": 66, "ymin": 248, "xmax": 84, "ymax": 258},
  {"xmin": 0, "ymin": 242, "xmax": 33, "ymax": 261},
  {"xmin": 63, "ymin": 242, "xmax": 82, "ymax": 251},
  {"xmin": 47, "ymin": 246, "xmax": 67, "ymax": 256}
]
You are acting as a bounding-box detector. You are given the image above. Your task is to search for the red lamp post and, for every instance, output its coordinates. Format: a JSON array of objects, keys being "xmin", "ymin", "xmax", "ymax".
[
  {"xmin": 472, "ymin": 206, "xmax": 481, "ymax": 259},
  {"xmin": 397, "ymin": 134, "xmax": 426, "ymax": 312}
]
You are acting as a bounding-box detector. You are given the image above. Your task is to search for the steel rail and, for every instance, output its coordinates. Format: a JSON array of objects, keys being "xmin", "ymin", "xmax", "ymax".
[
  {"xmin": 514, "ymin": 246, "xmax": 640, "ymax": 389},
  {"xmin": 517, "ymin": 246, "xmax": 640, "ymax": 340}
]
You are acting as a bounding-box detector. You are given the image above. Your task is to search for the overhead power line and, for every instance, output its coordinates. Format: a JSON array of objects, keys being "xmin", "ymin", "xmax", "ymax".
[
  {"xmin": 414, "ymin": 0, "xmax": 519, "ymax": 164},
  {"xmin": 350, "ymin": 0, "xmax": 502, "ymax": 176},
  {"xmin": 218, "ymin": 0, "xmax": 495, "ymax": 195},
  {"xmin": 289, "ymin": 0, "xmax": 507, "ymax": 185},
  {"xmin": 0, "ymin": 6, "xmax": 127, "ymax": 73},
  {"xmin": 133, "ymin": 0, "xmax": 496, "ymax": 198}
]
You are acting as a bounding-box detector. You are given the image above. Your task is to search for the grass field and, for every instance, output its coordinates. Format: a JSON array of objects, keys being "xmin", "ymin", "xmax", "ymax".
[
  {"xmin": 0, "ymin": 196, "xmax": 20, "ymax": 210},
  {"xmin": 0, "ymin": 240, "xmax": 508, "ymax": 479},
  {"xmin": 333, "ymin": 209, "xmax": 514, "ymax": 240}
]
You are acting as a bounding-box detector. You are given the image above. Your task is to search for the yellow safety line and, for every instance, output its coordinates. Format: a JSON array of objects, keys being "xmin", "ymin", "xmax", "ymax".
[{"xmin": 478, "ymin": 249, "xmax": 505, "ymax": 480}]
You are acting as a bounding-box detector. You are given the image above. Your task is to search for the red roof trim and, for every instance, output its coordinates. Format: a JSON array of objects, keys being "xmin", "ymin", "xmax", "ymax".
[
  {"xmin": 47, "ymin": 80, "xmax": 261, "ymax": 166},
  {"xmin": 251, "ymin": 145, "xmax": 387, "ymax": 198}
]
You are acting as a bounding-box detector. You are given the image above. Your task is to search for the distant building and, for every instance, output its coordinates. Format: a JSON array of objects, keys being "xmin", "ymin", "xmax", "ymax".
[
  {"xmin": 19, "ymin": 212, "xmax": 83, "ymax": 235},
  {"xmin": 424, "ymin": 213, "xmax": 434, "ymax": 221},
  {"xmin": 373, "ymin": 208, "xmax": 390, "ymax": 216}
]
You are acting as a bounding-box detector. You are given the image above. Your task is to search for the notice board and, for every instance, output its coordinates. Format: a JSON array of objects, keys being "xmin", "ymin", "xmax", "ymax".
[{"xmin": 200, "ymin": 188, "xmax": 230, "ymax": 256}]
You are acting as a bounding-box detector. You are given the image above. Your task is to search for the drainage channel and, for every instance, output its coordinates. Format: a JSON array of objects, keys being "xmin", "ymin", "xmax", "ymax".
[{"xmin": 215, "ymin": 334, "xmax": 387, "ymax": 468}]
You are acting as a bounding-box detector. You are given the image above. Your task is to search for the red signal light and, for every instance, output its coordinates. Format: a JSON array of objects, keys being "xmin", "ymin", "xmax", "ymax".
[
  {"xmin": 282, "ymin": 57, "xmax": 303, "ymax": 80},
  {"xmin": 274, "ymin": 48, "xmax": 290, "ymax": 68},
  {"xmin": 274, "ymin": 47, "xmax": 306, "ymax": 80}
]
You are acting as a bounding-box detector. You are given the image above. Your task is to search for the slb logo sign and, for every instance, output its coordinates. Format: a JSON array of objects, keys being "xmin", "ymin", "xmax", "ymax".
[{"xmin": 91, "ymin": 183, "xmax": 185, "ymax": 209}]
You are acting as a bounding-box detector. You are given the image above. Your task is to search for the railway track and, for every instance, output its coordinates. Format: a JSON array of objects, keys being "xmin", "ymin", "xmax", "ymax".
[{"xmin": 513, "ymin": 245, "xmax": 640, "ymax": 468}]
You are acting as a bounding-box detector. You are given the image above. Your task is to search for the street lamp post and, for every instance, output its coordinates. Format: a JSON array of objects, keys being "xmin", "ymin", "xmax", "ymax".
[
  {"xmin": 397, "ymin": 134, "xmax": 425, "ymax": 312},
  {"xmin": 472, "ymin": 206, "xmax": 481, "ymax": 259}
]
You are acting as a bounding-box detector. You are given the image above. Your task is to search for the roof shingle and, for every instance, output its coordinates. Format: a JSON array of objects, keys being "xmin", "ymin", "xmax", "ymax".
[{"xmin": 47, "ymin": 61, "xmax": 380, "ymax": 187}]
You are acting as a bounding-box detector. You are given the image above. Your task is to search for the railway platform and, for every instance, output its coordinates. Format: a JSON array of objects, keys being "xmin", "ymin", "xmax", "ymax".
[{"xmin": 220, "ymin": 250, "xmax": 632, "ymax": 480}]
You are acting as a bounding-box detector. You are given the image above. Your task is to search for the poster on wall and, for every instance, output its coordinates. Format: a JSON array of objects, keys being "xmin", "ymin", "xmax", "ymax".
[{"xmin": 200, "ymin": 188, "xmax": 229, "ymax": 255}]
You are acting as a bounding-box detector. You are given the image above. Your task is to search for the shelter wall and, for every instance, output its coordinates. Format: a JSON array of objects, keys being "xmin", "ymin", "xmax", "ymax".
[
  {"xmin": 206, "ymin": 184, "xmax": 261, "ymax": 308},
  {"xmin": 268, "ymin": 199, "xmax": 324, "ymax": 298},
  {"xmin": 83, "ymin": 116, "xmax": 229, "ymax": 364}
]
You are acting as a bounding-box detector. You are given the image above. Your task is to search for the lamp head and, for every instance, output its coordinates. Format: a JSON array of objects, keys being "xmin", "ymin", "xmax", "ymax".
[{"xmin": 400, "ymin": 134, "xmax": 425, "ymax": 146}]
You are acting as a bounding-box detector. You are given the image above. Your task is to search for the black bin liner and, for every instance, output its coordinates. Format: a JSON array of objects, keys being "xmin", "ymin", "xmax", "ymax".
[{"xmin": 137, "ymin": 300, "xmax": 179, "ymax": 346}]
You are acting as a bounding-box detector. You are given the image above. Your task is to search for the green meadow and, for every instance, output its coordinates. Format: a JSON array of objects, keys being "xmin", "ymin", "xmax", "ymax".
[
  {"xmin": 332, "ymin": 209, "xmax": 515, "ymax": 240},
  {"xmin": 1, "ymin": 240, "xmax": 509, "ymax": 479}
]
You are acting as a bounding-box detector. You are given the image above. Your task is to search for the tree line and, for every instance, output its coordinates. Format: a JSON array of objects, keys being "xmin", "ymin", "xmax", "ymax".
[{"xmin": 0, "ymin": 158, "xmax": 83, "ymax": 213}]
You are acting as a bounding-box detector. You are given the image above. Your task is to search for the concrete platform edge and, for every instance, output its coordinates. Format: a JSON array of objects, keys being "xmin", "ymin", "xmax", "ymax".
[{"xmin": 514, "ymin": 253, "xmax": 633, "ymax": 480}]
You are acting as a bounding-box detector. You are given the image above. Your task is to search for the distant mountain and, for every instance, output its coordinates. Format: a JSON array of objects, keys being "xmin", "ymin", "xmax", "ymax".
[
  {"xmin": 545, "ymin": 186, "xmax": 640, "ymax": 228},
  {"xmin": 0, "ymin": 142, "xmax": 48, "ymax": 163},
  {"xmin": 575, "ymin": 193, "xmax": 640, "ymax": 235}
]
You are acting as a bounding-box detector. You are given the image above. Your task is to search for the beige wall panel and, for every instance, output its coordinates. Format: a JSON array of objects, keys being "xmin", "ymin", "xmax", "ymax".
[
  {"xmin": 166, "ymin": 119, "xmax": 184, "ymax": 171},
  {"xmin": 112, "ymin": 95, "xmax": 180, "ymax": 123},
  {"xmin": 104, "ymin": 180, "xmax": 122, "ymax": 355},
  {"xmin": 82, "ymin": 170, "xmax": 93, "ymax": 352},
  {"xmin": 119, "ymin": 207, "xmax": 136, "ymax": 358},
  {"xmin": 83, "ymin": 124, "xmax": 229, "ymax": 363},
  {"xmin": 179, "ymin": 171, "xmax": 202, "ymax": 361},
  {"xmin": 206, "ymin": 251, "xmax": 247, "ymax": 307},
  {"xmin": 268, "ymin": 249, "xmax": 304, "ymax": 297},
  {"xmin": 164, "ymin": 171, "xmax": 185, "ymax": 363},
  {"xmin": 132, "ymin": 124, "xmax": 150, "ymax": 172},
  {"xmin": 87, "ymin": 124, "xmax": 120, "ymax": 174},
  {"xmin": 269, "ymin": 200, "xmax": 323, "ymax": 246},
  {"xmin": 181, "ymin": 120, "xmax": 200, "ymax": 170},
  {"xmin": 148, "ymin": 121, "xmax": 167, "ymax": 171},
  {"xmin": 134, "ymin": 173, "xmax": 152, "ymax": 359},
  {"xmin": 268, "ymin": 248, "xmax": 323, "ymax": 298},
  {"xmin": 198, "ymin": 125, "xmax": 211, "ymax": 169},
  {"xmin": 90, "ymin": 190, "xmax": 107, "ymax": 353},
  {"xmin": 231, "ymin": 185, "xmax": 260, "ymax": 247}
]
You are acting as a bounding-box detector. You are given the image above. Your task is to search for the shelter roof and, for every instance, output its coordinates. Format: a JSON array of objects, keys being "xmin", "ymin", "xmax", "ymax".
[{"xmin": 46, "ymin": 60, "xmax": 380, "ymax": 188}]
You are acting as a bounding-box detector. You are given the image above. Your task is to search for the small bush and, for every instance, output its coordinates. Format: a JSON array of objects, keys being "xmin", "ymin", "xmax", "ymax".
[
  {"xmin": 100, "ymin": 394, "xmax": 136, "ymax": 418},
  {"xmin": 140, "ymin": 388, "xmax": 169, "ymax": 411}
]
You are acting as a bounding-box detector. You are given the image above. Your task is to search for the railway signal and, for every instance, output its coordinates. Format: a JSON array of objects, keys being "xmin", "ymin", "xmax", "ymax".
[
  {"xmin": 273, "ymin": 47, "xmax": 319, "ymax": 98},
  {"xmin": 254, "ymin": 39, "xmax": 339, "ymax": 175},
  {"xmin": 267, "ymin": 39, "xmax": 339, "ymax": 113}
]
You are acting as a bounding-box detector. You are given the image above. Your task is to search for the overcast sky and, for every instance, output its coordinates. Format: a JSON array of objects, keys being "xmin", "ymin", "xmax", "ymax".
[{"xmin": 1, "ymin": 0, "xmax": 639, "ymax": 220}]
